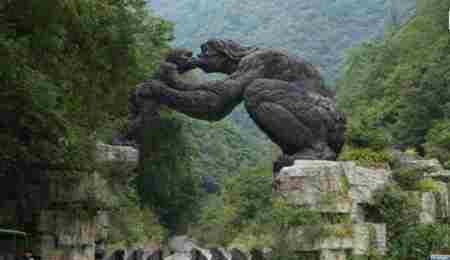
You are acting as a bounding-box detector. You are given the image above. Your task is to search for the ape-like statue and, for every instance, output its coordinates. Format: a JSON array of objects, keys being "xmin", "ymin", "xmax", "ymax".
[
  {"xmin": 133, "ymin": 39, "xmax": 346, "ymax": 171},
  {"xmin": 122, "ymin": 48, "xmax": 197, "ymax": 145}
]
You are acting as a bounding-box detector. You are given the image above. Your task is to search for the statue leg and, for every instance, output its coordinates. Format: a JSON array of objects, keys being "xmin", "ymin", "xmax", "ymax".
[{"xmin": 243, "ymin": 79, "xmax": 337, "ymax": 172}]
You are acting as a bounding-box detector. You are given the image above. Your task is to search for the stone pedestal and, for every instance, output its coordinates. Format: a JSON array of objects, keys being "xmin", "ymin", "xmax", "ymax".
[
  {"xmin": 37, "ymin": 210, "xmax": 96, "ymax": 260},
  {"xmin": 274, "ymin": 160, "xmax": 391, "ymax": 259}
]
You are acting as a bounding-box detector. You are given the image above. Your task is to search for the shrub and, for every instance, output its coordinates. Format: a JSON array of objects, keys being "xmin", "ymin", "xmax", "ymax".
[
  {"xmin": 387, "ymin": 224, "xmax": 450, "ymax": 260},
  {"xmin": 373, "ymin": 185, "xmax": 421, "ymax": 243},
  {"xmin": 392, "ymin": 168, "xmax": 425, "ymax": 190},
  {"xmin": 345, "ymin": 119, "xmax": 391, "ymax": 150},
  {"xmin": 424, "ymin": 120, "xmax": 450, "ymax": 167},
  {"xmin": 415, "ymin": 179, "xmax": 445, "ymax": 193},
  {"xmin": 338, "ymin": 146, "xmax": 395, "ymax": 168}
]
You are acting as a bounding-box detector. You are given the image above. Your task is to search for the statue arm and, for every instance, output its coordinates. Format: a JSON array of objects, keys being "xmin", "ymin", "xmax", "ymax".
[{"xmin": 151, "ymin": 63, "xmax": 256, "ymax": 121}]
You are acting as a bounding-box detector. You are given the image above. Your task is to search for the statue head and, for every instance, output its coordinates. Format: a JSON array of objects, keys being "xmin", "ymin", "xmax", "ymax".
[
  {"xmin": 166, "ymin": 48, "xmax": 197, "ymax": 73},
  {"xmin": 195, "ymin": 39, "xmax": 258, "ymax": 74}
]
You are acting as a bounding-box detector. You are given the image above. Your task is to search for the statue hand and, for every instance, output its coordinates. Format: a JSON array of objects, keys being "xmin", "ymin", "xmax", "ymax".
[{"xmin": 159, "ymin": 62, "xmax": 179, "ymax": 85}]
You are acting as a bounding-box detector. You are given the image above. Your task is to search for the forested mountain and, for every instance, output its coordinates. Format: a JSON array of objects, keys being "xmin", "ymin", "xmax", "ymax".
[
  {"xmin": 337, "ymin": 0, "xmax": 450, "ymax": 164},
  {"xmin": 149, "ymin": 0, "xmax": 389, "ymax": 84}
]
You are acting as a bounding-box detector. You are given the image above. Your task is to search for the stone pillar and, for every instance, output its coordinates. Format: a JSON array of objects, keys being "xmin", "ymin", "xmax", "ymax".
[{"xmin": 274, "ymin": 160, "xmax": 391, "ymax": 259}]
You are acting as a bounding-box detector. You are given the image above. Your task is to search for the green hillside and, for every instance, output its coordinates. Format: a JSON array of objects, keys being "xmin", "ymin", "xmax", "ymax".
[
  {"xmin": 337, "ymin": 0, "xmax": 450, "ymax": 165},
  {"xmin": 149, "ymin": 0, "xmax": 390, "ymax": 84}
]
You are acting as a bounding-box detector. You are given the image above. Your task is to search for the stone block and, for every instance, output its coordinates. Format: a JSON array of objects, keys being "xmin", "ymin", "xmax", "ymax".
[
  {"xmin": 347, "ymin": 166, "xmax": 392, "ymax": 206},
  {"xmin": 96, "ymin": 142, "xmax": 139, "ymax": 164},
  {"xmin": 401, "ymin": 158, "xmax": 443, "ymax": 172},
  {"xmin": 352, "ymin": 224, "xmax": 386, "ymax": 256},
  {"xmin": 421, "ymin": 192, "xmax": 437, "ymax": 224},
  {"xmin": 275, "ymin": 160, "xmax": 392, "ymax": 217},
  {"xmin": 38, "ymin": 210, "xmax": 96, "ymax": 260},
  {"xmin": 288, "ymin": 225, "xmax": 353, "ymax": 251},
  {"xmin": 275, "ymin": 161, "xmax": 353, "ymax": 213}
]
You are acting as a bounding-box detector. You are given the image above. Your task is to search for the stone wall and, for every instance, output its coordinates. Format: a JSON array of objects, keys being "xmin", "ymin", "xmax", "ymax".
[
  {"xmin": 273, "ymin": 160, "xmax": 390, "ymax": 259},
  {"xmin": 273, "ymin": 159, "xmax": 450, "ymax": 260},
  {"xmin": 35, "ymin": 143, "xmax": 139, "ymax": 260},
  {"xmin": 0, "ymin": 143, "xmax": 138, "ymax": 260}
]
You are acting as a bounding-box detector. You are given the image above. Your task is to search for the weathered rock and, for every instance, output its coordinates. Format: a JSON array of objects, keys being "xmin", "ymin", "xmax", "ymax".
[
  {"xmin": 275, "ymin": 160, "xmax": 390, "ymax": 258},
  {"xmin": 288, "ymin": 225, "xmax": 353, "ymax": 251},
  {"xmin": 400, "ymin": 158, "xmax": 444, "ymax": 172},
  {"xmin": 274, "ymin": 160, "xmax": 352, "ymax": 213},
  {"xmin": 420, "ymin": 192, "xmax": 437, "ymax": 224},
  {"xmin": 164, "ymin": 253, "xmax": 191, "ymax": 260},
  {"xmin": 352, "ymin": 224, "xmax": 386, "ymax": 256},
  {"xmin": 37, "ymin": 210, "xmax": 97, "ymax": 260},
  {"xmin": 96, "ymin": 142, "xmax": 139, "ymax": 163},
  {"xmin": 168, "ymin": 236, "xmax": 198, "ymax": 254},
  {"xmin": 274, "ymin": 160, "xmax": 391, "ymax": 217}
]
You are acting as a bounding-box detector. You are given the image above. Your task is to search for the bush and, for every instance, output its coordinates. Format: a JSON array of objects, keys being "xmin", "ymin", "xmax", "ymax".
[
  {"xmin": 192, "ymin": 167, "xmax": 324, "ymax": 254},
  {"xmin": 338, "ymin": 146, "xmax": 396, "ymax": 169},
  {"xmin": 424, "ymin": 120, "xmax": 450, "ymax": 167},
  {"xmin": 345, "ymin": 118, "xmax": 392, "ymax": 150},
  {"xmin": 387, "ymin": 224, "xmax": 450, "ymax": 260},
  {"xmin": 392, "ymin": 168, "xmax": 425, "ymax": 190},
  {"xmin": 373, "ymin": 185, "xmax": 421, "ymax": 248},
  {"xmin": 415, "ymin": 179, "xmax": 445, "ymax": 193},
  {"xmin": 137, "ymin": 111, "xmax": 202, "ymax": 232}
]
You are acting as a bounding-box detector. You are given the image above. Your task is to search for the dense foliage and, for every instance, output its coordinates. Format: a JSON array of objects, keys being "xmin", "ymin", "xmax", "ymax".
[
  {"xmin": 0, "ymin": 0, "xmax": 172, "ymax": 177},
  {"xmin": 0, "ymin": 0, "xmax": 174, "ymax": 238},
  {"xmin": 191, "ymin": 167, "xmax": 323, "ymax": 255},
  {"xmin": 337, "ymin": 0, "xmax": 450, "ymax": 156},
  {"xmin": 137, "ymin": 111, "xmax": 202, "ymax": 232},
  {"xmin": 374, "ymin": 184, "xmax": 450, "ymax": 260}
]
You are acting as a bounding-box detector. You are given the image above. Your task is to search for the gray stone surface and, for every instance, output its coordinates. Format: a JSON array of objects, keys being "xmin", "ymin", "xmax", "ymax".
[
  {"xmin": 168, "ymin": 236, "xmax": 198, "ymax": 254},
  {"xmin": 164, "ymin": 253, "xmax": 191, "ymax": 260},
  {"xmin": 96, "ymin": 142, "xmax": 139, "ymax": 163},
  {"xmin": 274, "ymin": 160, "xmax": 353, "ymax": 213},
  {"xmin": 421, "ymin": 192, "xmax": 437, "ymax": 224},
  {"xmin": 274, "ymin": 160, "xmax": 391, "ymax": 258},
  {"xmin": 37, "ymin": 210, "xmax": 97, "ymax": 260},
  {"xmin": 400, "ymin": 158, "xmax": 444, "ymax": 172},
  {"xmin": 352, "ymin": 224, "xmax": 386, "ymax": 256},
  {"xmin": 274, "ymin": 160, "xmax": 392, "ymax": 217}
]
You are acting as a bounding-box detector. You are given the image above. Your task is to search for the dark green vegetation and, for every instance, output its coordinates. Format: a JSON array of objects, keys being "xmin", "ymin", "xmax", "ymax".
[
  {"xmin": 1, "ymin": 0, "xmax": 449, "ymax": 256},
  {"xmin": 186, "ymin": 0, "xmax": 450, "ymax": 259},
  {"xmin": 0, "ymin": 0, "xmax": 171, "ymax": 180},
  {"xmin": 336, "ymin": 0, "xmax": 450, "ymax": 166},
  {"xmin": 0, "ymin": 0, "xmax": 175, "ymax": 242},
  {"xmin": 191, "ymin": 167, "xmax": 324, "ymax": 256},
  {"xmin": 374, "ymin": 184, "xmax": 450, "ymax": 260}
]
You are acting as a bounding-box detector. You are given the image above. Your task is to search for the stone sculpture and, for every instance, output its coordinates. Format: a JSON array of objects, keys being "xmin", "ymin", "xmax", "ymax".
[{"xmin": 129, "ymin": 39, "xmax": 346, "ymax": 170}]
